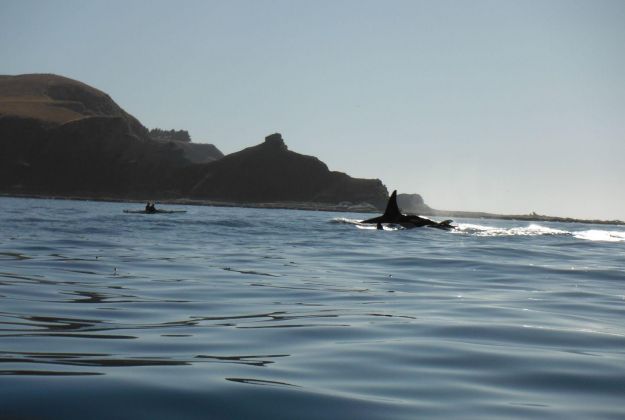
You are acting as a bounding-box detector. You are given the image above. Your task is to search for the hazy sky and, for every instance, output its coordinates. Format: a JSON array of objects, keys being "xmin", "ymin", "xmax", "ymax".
[{"xmin": 2, "ymin": 0, "xmax": 624, "ymax": 219}]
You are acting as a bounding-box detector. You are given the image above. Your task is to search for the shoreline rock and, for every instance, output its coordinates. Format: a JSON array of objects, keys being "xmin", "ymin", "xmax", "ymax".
[{"xmin": 1, "ymin": 74, "xmax": 388, "ymax": 209}]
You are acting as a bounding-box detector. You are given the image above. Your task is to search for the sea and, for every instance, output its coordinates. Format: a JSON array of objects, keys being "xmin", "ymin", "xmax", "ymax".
[{"xmin": 1, "ymin": 196, "xmax": 624, "ymax": 419}]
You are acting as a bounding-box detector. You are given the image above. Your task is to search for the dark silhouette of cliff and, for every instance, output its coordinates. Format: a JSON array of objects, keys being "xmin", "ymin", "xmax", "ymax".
[
  {"xmin": 174, "ymin": 141, "xmax": 224, "ymax": 164},
  {"xmin": 0, "ymin": 74, "xmax": 217, "ymax": 197},
  {"xmin": 182, "ymin": 133, "xmax": 388, "ymax": 208},
  {"xmin": 147, "ymin": 127, "xmax": 222, "ymax": 164},
  {"xmin": 0, "ymin": 74, "xmax": 388, "ymax": 209},
  {"xmin": 397, "ymin": 193, "xmax": 433, "ymax": 214}
]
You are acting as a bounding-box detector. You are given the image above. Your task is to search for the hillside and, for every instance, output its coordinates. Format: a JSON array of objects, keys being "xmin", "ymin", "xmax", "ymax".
[
  {"xmin": 149, "ymin": 128, "xmax": 223, "ymax": 163},
  {"xmin": 397, "ymin": 193, "xmax": 432, "ymax": 214},
  {"xmin": 0, "ymin": 74, "xmax": 205, "ymax": 196},
  {"xmin": 181, "ymin": 133, "xmax": 388, "ymax": 208},
  {"xmin": 0, "ymin": 74, "xmax": 388, "ymax": 208},
  {"xmin": 0, "ymin": 73, "xmax": 148, "ymax": 136}
]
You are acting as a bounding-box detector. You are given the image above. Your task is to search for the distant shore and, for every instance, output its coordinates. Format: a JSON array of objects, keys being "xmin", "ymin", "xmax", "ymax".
[
  {"xmin": 0, "ymin": 193, "xmax": 379, "ymax": 214},
  {"xmin": 423, "ymin": 209, "xmax": 625, "ymax": 226},
  {"xmin": 2, "ymin": 192, "xmax": 624, "ymax": 226}
]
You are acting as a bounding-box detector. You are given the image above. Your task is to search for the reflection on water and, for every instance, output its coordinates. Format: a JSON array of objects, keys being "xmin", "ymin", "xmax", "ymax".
[
  {"xmin": 1, "ymin": 197, "xmax": 625, "ymax": 419},
  {"xmin": 226, "ymin": 377, "xmax": 299, "ymax": 387}
]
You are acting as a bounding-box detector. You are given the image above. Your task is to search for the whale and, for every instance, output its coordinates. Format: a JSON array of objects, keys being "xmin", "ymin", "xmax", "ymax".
[{"xmin": 361, "ymin": 190, "xmax": 454, "ymax": 230}]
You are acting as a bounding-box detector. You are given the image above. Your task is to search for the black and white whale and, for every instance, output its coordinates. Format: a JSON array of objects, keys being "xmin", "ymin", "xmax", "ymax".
[{"xmin": 361, "ymin": 190, "xmax": 454, "ymax": 230}]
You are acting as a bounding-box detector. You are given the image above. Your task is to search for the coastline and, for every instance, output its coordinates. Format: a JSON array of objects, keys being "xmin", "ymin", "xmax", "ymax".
[
  {"xmin": 0, "ymin": 192, "xmax": 379, "ymax": 214},
  {"xmin": 2, "ymin": 192, "xmax": 623, "ymax": 226},
  {"xmin": 423, "ymin": 209, "xmax": 625, "ymax": 226}
]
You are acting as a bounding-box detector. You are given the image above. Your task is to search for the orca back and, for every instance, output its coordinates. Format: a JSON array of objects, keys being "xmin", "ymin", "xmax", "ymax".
[{"xmin": 360, "ymin": 190, "xmax": 403, "ymax": 224}]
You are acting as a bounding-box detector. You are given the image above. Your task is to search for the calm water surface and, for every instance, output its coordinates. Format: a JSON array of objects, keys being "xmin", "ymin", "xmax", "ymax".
[{"xmin": 1, "ymin": 197, "xmax": 624, "ymax": 419}]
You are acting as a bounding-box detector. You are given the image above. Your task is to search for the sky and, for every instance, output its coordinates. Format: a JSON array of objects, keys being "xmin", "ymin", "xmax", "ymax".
[{"xmin": 1, "ymin": 0, "xmax": 624, "ymax": 220}]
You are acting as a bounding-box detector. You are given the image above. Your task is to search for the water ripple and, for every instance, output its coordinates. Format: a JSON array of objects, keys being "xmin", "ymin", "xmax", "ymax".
[{"xmin": 1, "ymin": 197, "xmax": 624, "ymax": 419}]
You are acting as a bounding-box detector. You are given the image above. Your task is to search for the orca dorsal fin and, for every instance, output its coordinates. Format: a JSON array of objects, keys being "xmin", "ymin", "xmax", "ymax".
[{"xmin": 382, "ymin": 190, "xmax": 401, "ymax": 220}]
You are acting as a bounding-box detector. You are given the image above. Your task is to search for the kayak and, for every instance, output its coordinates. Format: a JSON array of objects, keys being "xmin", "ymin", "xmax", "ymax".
[{"xmin": 123, "ymin": 209, "xmax": 187, "ymax": 214}]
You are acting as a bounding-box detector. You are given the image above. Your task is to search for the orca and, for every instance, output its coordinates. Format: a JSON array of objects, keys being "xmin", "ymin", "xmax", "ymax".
[{"xmin": 361, "ymin": 190, "xmax": 454, "ymax": 230}]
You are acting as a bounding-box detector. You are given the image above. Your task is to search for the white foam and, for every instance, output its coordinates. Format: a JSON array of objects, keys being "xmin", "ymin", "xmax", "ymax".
[
  {"xmin": 573, "ymin": 230, "xmax": 625, "ymax": 242},
  {"xmin": 355, "ymin": 224, "xmax": 401, "ymax": 231},
  {"xmin": 331, "ymin": 217, "xmax": 362, "ymax": 225},
  {"xmin": 338, "ymin": 218, "xmax": 625, "ymax": 242},
  {"xmin": 454, "ymin": 223, "xmax": 568, "ymax": 237},
  {"xmin": 332, "ymin": 217, "xmax": 399, "ymax": 230}
]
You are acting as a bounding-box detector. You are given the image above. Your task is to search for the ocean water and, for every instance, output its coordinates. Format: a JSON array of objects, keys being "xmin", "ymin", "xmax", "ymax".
[{"xmin": 1, "ymin": 197, "xmax": 624, "ymax": 419}]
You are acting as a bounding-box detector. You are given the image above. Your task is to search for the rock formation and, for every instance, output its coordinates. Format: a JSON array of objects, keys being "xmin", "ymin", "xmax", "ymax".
[
  {"xmin": 181, "ymin": 133, "xmax": 388, "ymax": 208},
  {"xmin": 0, "ymin": 74, "xmax": 388, "ymax": 209},
  {"xmin": 397, "ymin": 193, "xmax": 432, "ymax": 214},
  {"xmin": 0, "ymin": 74, "xmax": 209, "ymax": 197},
  {"xmin": 149, "ymin": 128, "xmax": 223, "ymax": 163}
]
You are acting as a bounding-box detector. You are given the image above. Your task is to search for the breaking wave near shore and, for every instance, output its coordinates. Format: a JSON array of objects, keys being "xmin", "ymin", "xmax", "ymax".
[
  {"xmin": 332, "ymin": 217, "xmax": 625, "ymax": 242},
  {"xmin": 455, "ymin": 223, "xmax": 625, "ymax": 242}
]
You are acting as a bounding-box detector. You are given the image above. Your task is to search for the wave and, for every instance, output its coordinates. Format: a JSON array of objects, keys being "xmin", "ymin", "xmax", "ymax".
[
  {"xmin": 330, "ymin": 217, "xmax": 402, "ymax": 231},
  {"xmin": 455, "ymin": 223, "xmax": 625, "ymax": 242},
  {"xmin": 334, "ymin": 218, "xmax": 625, "ymax": 242},
  {"xmin": 573, "ymin": 230, "xmax": 625, "ymax": 242},
  {"xmin": 330, "ymin": 217, "xmax": 362, "ymax": 225},
  {"xmin": 455, "ymin": 223, "xmax": 568, "ymax": 237}
]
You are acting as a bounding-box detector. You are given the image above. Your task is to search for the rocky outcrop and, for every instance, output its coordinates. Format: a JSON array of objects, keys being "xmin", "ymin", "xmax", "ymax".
[
  {"xmin": 173, "ymin": 142, "xmax": 224, "ymax": 164},
  {"xmin": 1, "ymin": 74, "xmax": 388, "ymax": 209},
  {"xmin": 182, "ymin": 133, "xmax": 388, "ymax": 209},
  {"xmin": 397, "ymin": 193, "xmax": 432, "ymax": 214},
  {"xmin": 0, "ymin": 74, "xmax": 200, "ymax": 197},
  {"xmin": 0, "ymin": 73, "xmax": 149, "ymax": 138}
]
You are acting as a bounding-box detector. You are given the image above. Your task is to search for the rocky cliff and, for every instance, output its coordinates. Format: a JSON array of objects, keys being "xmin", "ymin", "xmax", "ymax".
[
  {"xmin": 397, "ymin": 193, "xmax": 432, "ymax": 214},
  {"xmin": 0, "ymin": 74, "xmax": 211, "ymax": 197},
  {"xmin": 182, "ymin": 133, "xmax": 388, "ymax": 208},
  {"xmin": 0, "ymin": 74, "xmax": 388, "ymax": 209}
]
